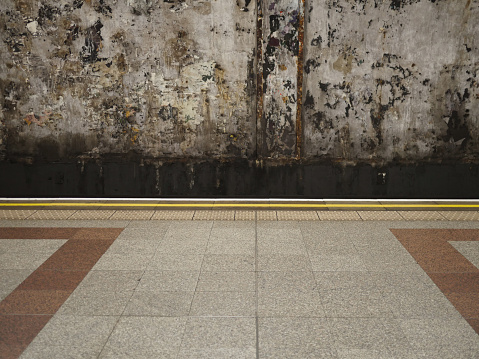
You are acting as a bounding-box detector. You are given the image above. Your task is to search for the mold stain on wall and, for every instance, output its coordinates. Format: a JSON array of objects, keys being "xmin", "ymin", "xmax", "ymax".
[
  {"xmin": 0, "ymin": 0, "xmax": 478, "ymax": 196},
  {"xmin": 1, "ymin": 0, "xmax": 256, "ymax": 162}
]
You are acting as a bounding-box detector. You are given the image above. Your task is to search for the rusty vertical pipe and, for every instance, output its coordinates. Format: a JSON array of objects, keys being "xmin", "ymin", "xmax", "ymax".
[
  {"xmin": 256, "ymin": 0, "xmax": 264, "ymax": 159},
  {"xmin": 295, "ymin": 0, "xmax": 305, "ymax": 160}
]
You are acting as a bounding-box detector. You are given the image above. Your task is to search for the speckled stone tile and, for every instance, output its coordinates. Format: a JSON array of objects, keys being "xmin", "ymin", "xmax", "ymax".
[
  {"xmin": 58, "ymin": 288, "xmax": 133, "ymax": 316},
  {"xmin": 99, "ymin": 317, "xmax": 186, "ymax": 359},
  {"xmin": 123, "ymin": 290, "xmax": 194, "ymax": 316},
  {"xmin": 202, "ymin": 254, "xmax": 255, "ymax": 272},
  {"xmin": 136, "ymin": 271, "xmax": 199, "ymax": 292},
  {"xmin": 30, "ymin": 315, "xmax": 119, "ymax": 353},
  {"xmin": 197, "ymin": 271, "xmax": 255, "ymax": 292},
  {"xmin": 179, "ymin": 317, "xmax": 256, "ymax": 354},
  {"xmin": 189, "ymin": 291, "xmax": 256, "ymax": 316},
  {"xmin": 258, "ymin": 317, "xmax": 334, "ymax": 356}
]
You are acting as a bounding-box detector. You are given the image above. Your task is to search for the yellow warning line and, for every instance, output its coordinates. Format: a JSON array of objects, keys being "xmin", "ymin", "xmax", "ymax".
[{"xmin": 0, "ymin": 203, "xmax": 479, "ymax": 209}]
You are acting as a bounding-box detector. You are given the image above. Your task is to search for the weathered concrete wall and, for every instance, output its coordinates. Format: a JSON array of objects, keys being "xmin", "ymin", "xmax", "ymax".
[
  {"xmin": 0, "ymin": 0, "xmax": 256, "ymax": 161},
  {"xmin": 303, "ymin": 0, "xmax": 478, "ymax": 164},
  {"xmin": 0, "ymin": 0, "xmax": 478, "ymax": 197}
]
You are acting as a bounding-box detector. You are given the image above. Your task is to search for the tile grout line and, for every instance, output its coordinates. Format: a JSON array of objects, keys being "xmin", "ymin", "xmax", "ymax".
[
  {"xmin": 254, "ymin": 210, "xmax": 260, "ymax": 359},
  {"xmin": 96, "ymin": 223, "xmax": 146, "ymax": 359}
]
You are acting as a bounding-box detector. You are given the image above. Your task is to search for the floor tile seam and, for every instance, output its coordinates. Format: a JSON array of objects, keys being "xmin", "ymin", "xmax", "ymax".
[
  {"xmin": 95, "ymin": 224, "xmax": 148, "ymax": 359},
  {"xmin": 298, "ymin": 224, "xmax": 333, "ymax": 340},
  {"xmin": 254, "ymin": 211, "xmax": 260, "ymax": 359},
  {"xmin": 175, "ymin": 221, "xmax": 213, "ymax": 354}
]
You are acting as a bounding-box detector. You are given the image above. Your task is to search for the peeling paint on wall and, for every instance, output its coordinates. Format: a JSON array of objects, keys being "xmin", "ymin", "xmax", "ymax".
[
  {"xmin": 303, "ymin": 0, "xmax": 479, "ymax": 165},
  {"xmin": 1, "ymin": 0, "xmax": 256, "ymax": 161},
  {"xmin": 1, "ymin": 0, "xmax": 479, "ymax": 197}
]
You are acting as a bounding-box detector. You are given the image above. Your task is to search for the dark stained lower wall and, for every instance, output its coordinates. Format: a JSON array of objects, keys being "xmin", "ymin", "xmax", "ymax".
[
  {"xmin": 1, "ymin": 160, "xmax": 478, "ymax": 198},
  {"xmin": 1, "ymin": 1, "xmax": 478, "ymax": 198}
]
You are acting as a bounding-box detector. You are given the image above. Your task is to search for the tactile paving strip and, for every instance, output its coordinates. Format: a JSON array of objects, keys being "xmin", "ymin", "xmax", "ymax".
[
  {"xmin": 27, "ymin": 210, "xmax": 77, "ymax": 220},
  {"xmin": 68, "ymin": 210, "xmax": 115, "ymax": 220},
  {"xmin": 358, "ymin": 211, "xmax": 403, "ymax": 221},
  {"xmin": 151, "ymin": 211, "xmax": 195, "ymax": 220},
  {"xmin": 398, "ymin": 211, "xmax": 446, "ymax": 221},
  {"xmin": 256, "ymin": 211, "xmax": 278, "ymax": 221},
  {"xmin": 317, "ymin": 211, "xmax": 362, "ymax": 221},
  {"xmin": 439, "ymin": 211, "xmax": 479, "ymax": 221},
  {"xmin": 0, "ymin": 210, "xmax": 37, "ymax": 220},
  {"xmin": 234, "ymin": 211, "xmax": 256, "ymax": 221},
  {"xmin": 193, "ymin": 210, "xmax": 235, "ymax": 220},
  {"xmin": 109, "ymin": 210, "xmax": 155, "ymax": 220},
  {"xmin": 276, "ymin": 211, "xmax": 319, "ymax": 221}
]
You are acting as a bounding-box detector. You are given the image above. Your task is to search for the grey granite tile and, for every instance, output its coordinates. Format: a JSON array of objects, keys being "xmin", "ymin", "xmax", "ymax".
[
  {"xmin": 398, "ymin": 318, "xmax": 479, "ymax": 351},
  {"xmin": 77, "ymin": 270, "xmax": 143, "ymax": 292},
  {"xmin": 258, "ymin": 317, "xmax": 334, "ymax": 349},
  {"xmin": 321, "ymin": 288, "xmax": 392, "ymax": 318},
  {"xmin": 20, "ymin": 344, "xmax": 103, "ymax": 359},
  {"xmin": 309, "ymin": 255, "xmax": 367, "ymax": 271},
  {"xmin": 31, "ymin": 315, "xmax": 118, "ymax": 350},
  {"xmin": 257, "ymin": 227, "xmax": 303, "ymax": 241},
  {"xmin": 58, "ymin": 288, "xmax": 133, "ymax": 316},
  {"xmin": 177, "ymin": 348, "xmax": 256, "ymax": 359},
  {"xmin": 116, "ymin": 226, "xmax": 168, "ymax": 241},
  {"xmin": 197, "ymin": 271, "xmax": 255, "ymax": 292},
  {"xmin": 259, "ymin": 347, "xmax": 338, "ymax": 358},
  {"xmin": 209, "ymin": 227, "xmax": 256, "ymax": 241},
  {"xmin": 257, "ymin": 254, "xmax": 312, "ymax": 271},
  {"xmin": 336, "ymin": 349, "xmax": 399, "ymax": 359},
  {"xmin": 258, "ymin": 271, "xmax": 318, "ymax": 293},
  {"xmin": 148, "ymin": 254, "xmax": 204, "ymax": 271},
  {"xmin": 206, "ymin": 239, "xmax": 255, "ymax": 255},
  {"xmin": 381, "ymin": 288, "xmax": 463, "ymax": 319},
  {"xmin": 123, "ymin": 290, "xmax": 194, "ymax": 316},
  {"xmin": 190, "ymin": 291, "xmax": 256, "ymax": 316},
  {"xmin": 258, "ymin": 291, "xmax": 325, "ymax": 317},
  {"xmin": 180, "ymin": 317, "xmax": 256, "ymax": 350},
  {"xmin": 156, "ymin": 239, "xmax": 209, "ymax": 255},
  {"xmin": 328, "ymin": 318, "xmax": 411, "ymax": 350},
  {"xmin": 137, "ymin": 271, "xmax": 199, "ymax": 292},
  {"xmin": 99, "ymin": 317, "xmax": 186, "ymax": 358},
  {"xmin": 257, "ymin": 239, "xmax": 308, "ymax": 256},
  {"xmin": 212, "ymin": 221, "xmax": 255, "ymax": 229},
  {"xmin": 202, "ymin": 254, "xmax": 255, "ymax": 272}
]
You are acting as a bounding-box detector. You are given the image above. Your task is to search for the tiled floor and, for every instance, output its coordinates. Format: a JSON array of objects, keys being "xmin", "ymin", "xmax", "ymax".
[{"xmin": 1, "ymin": 216, "xmax": 479, "ymax": 358}]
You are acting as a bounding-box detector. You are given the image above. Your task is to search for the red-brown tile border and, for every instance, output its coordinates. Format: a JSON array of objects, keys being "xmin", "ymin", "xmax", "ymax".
[
  {"xmin": 0, "ymin": 315, "xmax": 52, "ymax": 359},
  {"xmin": 0, "ymin": 227, "xmax": 123, "ymax": 358},
  {"xmin": 391, "ymin": 228, "xmax": 479, "ymax": 335}
]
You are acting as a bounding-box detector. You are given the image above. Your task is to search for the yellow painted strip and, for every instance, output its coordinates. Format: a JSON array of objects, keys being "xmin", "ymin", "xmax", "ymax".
[{"xmin": 0, "ymin": 202, "xmax": 479, "ymax": 209}]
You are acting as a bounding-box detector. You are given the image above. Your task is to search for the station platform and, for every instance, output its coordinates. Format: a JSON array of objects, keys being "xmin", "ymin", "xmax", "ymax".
[{"xmin": 1, "ymin": 200, "xmax": 479, "ymax": 358}]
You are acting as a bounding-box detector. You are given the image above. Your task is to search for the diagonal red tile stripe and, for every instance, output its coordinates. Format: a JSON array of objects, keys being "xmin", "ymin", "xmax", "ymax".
[
  {"xmin": 391, "ymin": 229, "xmax": 479, "ymax": 335},
  {"xmin": 0, "ymin": 227, "xmax": 123, "ymax": 358}
]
